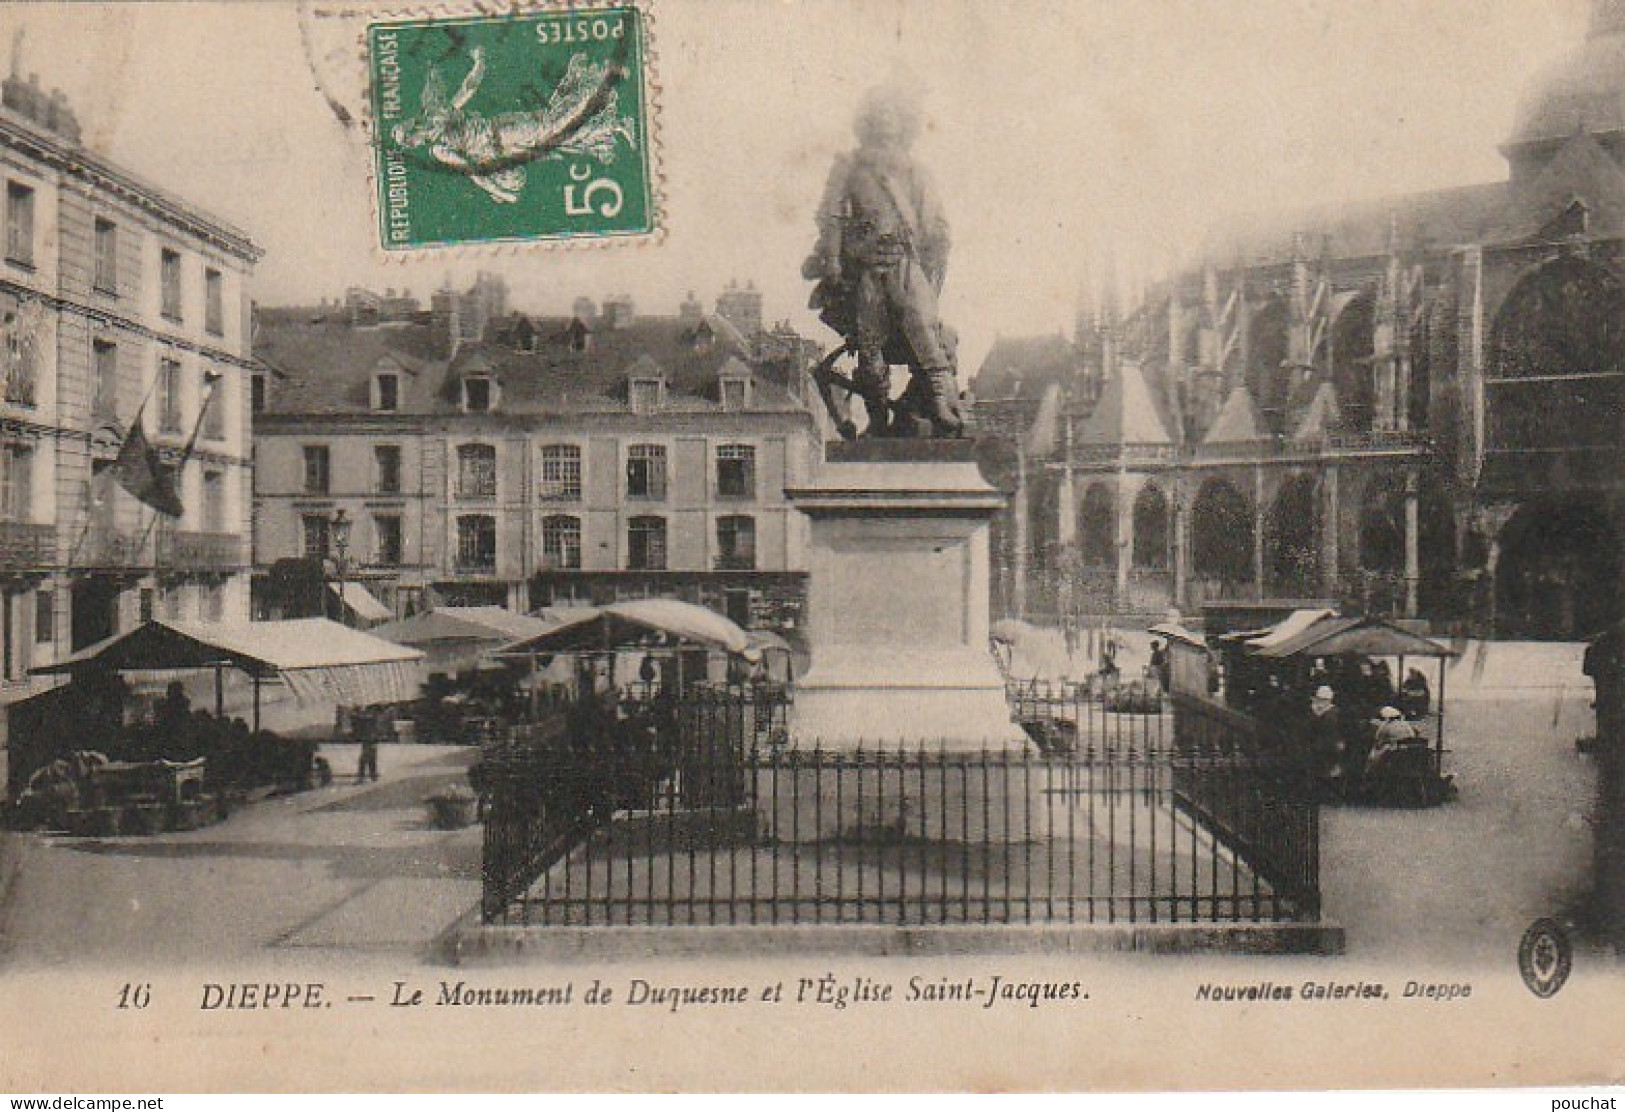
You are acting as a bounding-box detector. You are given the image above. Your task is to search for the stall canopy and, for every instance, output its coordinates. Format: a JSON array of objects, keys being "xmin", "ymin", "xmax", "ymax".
[
  {"xmin": 373, "ymin": 607, "xmax": 555, "ymax": 649},
  {"xmin": 328, "ymin": 582, "xmax": 393, "ymax": 625},
  {"xmin": 34, "ymin": 618, "xmax": 425, "ymax": 706},
  {"xmin": 1243, "ymin": 608, "xmax": 1338, "ymax": 651},
  {"xmin": 373, "ymin": 606, "xmax": 558, "ymax": 672},
  {"xmin": 1147, "ymin": 621, "xmax": 1206, "ymax": 649},
  {"xmin": 1249, "ymin": 615, "xmax": 1454, "ymax": 660},
  {"xmin": 496, "ymin": 599, "xmax": 750, "ymax": 656}
]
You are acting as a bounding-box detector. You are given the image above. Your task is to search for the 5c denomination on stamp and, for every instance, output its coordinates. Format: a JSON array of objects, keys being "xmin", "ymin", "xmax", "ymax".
[{"xmin": 366, "ymin": 5, "xmax": 656, "ymax": 252}]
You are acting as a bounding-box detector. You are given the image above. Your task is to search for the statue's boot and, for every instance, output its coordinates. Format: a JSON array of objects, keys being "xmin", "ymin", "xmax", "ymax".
[
  {"xmin": 925, "ymin": 366, "xmax": 965, "ymax": 437},
  {"xmin": 856, "ymin": 355, "xmax": 892, "ymax": 436}
]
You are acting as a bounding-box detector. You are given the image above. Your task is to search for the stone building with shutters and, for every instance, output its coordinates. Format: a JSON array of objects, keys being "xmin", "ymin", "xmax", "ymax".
[
  {"xmin": 975, "ymin": 1, "xmax": 1625, "ymax": 639},
  {"xmin": 0, "ymin": 67, "xmax": 259, "ymax": 699},
  {"xmin": 252, "ymin": 288, "xmax": 819, "ymax": 635}
]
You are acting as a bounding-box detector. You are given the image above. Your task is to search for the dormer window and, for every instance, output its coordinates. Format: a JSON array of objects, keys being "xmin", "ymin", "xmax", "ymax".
[
  {"xmin": 720, "ymin": 377, "xmax": 750, "ymax": 412},
  {"xmin": 693, "ymin": 319, "xmax": 716, "ymax": 353},
  {"xmin": 718, "ymin": 356, "xmax": 753, "ymax": 412},
  {"xmin": 463, "ymin": 375, "xmax": 494, "ymax": 413},
  {"xmin": 510, "ymin": 315, "xmax": 538, "ymax": 352},
  {"xmin": 630, "ymin": 378, "xmax": 664, "ymax": 415},
  {"xmin": 373, "ymin": 372, "xmax": 400, "ymax": 412}
]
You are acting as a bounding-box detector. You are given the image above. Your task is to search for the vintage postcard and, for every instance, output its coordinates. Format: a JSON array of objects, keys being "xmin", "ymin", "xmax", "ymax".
[{"xmin": 0, "ymin": 0, "xmax": 1623, "ymax": 1094}]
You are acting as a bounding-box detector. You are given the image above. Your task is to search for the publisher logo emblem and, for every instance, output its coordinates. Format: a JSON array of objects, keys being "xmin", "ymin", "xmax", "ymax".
[{"xmin": 1518, "ymin": 917, "xmax": 1573, "ymax": 998}]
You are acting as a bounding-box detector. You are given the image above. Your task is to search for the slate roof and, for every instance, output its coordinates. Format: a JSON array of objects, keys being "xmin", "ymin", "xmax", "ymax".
[
  {"xmin": 1203, "ymin": 384, "xmax": 1268, "ymax": 444},
  {"xmin": 1290, "ymin": 381, "xmax": 1343, "ymax": 442},
  {"xmin": 1205, "ymin": 182, "xmax": 1510, "ymax": 269},
  {"xmin": 1490, "ymin": 132, "xmax": 1625, "ymax": 242},
  {"xmin": 1075, "ymin": 360, "xmax": 1174, "ymax": 447},
  {"xmin": 971, "ymin": 333, "xmax": 1081, "ymax": 399},
  {"xmin": 255, "ymin": 314, "xmax": 807, "ymax": 417}
]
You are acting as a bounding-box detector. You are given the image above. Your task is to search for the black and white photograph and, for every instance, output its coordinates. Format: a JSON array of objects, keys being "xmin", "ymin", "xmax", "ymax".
[{"xmin": 0, "ymin": 0, "xmax": 1623, "ymax": 1094}]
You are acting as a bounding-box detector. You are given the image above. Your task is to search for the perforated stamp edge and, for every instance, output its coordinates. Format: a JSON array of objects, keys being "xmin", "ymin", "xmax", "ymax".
[{"xmin": 299, "ymin": 0, "xmax": 667, "ymax": 263}]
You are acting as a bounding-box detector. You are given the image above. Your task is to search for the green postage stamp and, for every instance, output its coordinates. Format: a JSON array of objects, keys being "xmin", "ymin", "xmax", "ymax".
[{"xmin": 367, "ymin": 5, "xmax": 655, "ymax": 251}]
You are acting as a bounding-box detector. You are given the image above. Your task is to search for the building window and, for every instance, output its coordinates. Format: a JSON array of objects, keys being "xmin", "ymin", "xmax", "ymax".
[
  {"xmin": 302, "ymin": 514, "xmax": 332, "ymax": 560},
  {"xmin": 626, "ymin": 444, "xmax": 667, "ymax": 500},
  {"xmin": 139, "ymin": 587, "xmax": 155, "ymax": 625},
  {"xmin": 93, "ymin": 339, "xmax": 118, "ymax": 418},
  {"xmin": 716, "ymin": 443, "xmax": 756, "ymax": 499},
  {"xmin": 2, "ymin": 304, "xmax": 36, "ymax": 407},
  {"xmin": 374, "ymin": 372, "xmax": 399, "ymax": 412},
  {"xmin": 456, "ymin": 514, "xmax": 497, "ymax": 571},
  {"xmin": 5, "ymin": 183, "xmax": 34, "ymax": 268},
  {"xmin": 456, "ymin": 443, "xmax": 497, "ymax": 500},
  {"xmin": 160, "ymin": 248, "xmax": 183, "ymax": 322},
  {"xmin": 630, "ymin": 378, "xmax": 663, "ymax": 414},
  {"xmin": 720, "ymin": 378, "xmax": 749, "ymax": 412},
  {"xmin": 627, "ymin": 515, "xmax": 667, "ymax": 571},
  {"xmin": 303, "ymin": 444, "xmax": 331, "ymax": 494},
  {"xmin": 0, "ymin": 442, "xmax": 31, "ymax": 522},
  {"xmin": 542, "ymin": 514, "xmax": 582, "ymax": 570},
  {"xmin": 202, "ymin": 469, "xmax": 225, "ymax": 533},
  {"xmin": 716, "ymin": 515, "xmax": 756, "ymax": 570},
  {"xmin": 539, "ymin": 444, "xmax": 581, "ymax": 500},
  {"xmin": 204, "ymin": 268, "xmax": 224, "ymax": 335},
  {"xmin": 374, "ymin": 445, "xmax": 402, "ymax": 494},
  {"xmin": 373, "ymin": 513, "xmax": 403, "ymax": 566},
  {"xmin": 251, "ymin": 373, "xmax": 266, "ymax": 415},
  {"xmin": 160, "ymin": 585, "xmax": 183, "ymax": 621},
  {"xmin": 94, "ymin": 218, "xmax": 118, "ymax": 295},
  {"xmin": 35, "ymin": 589, "xmax": 52, "ymax": 644},
  {"xmin": 463, "ymin": 376, "xmax": 493, "ymax": 413},
  {"xmin": 202, "ymin": 369, "xmax": 226, "ymax": 440},
  {"xmin": 159, "ymin": 357, "xmax": 184, "ymax": 433}
]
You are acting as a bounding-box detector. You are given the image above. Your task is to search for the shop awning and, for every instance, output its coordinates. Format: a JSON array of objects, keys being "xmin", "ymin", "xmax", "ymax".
[
  {"xmin": 33, "ymin": 619, "xmax": 425, "ymax": 705},
  {"xmin": 329, "ymin": 582, "xmax": 393, "ymax": 623}
]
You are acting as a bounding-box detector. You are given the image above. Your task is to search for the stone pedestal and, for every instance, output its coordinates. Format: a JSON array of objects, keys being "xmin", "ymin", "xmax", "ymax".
[{"xmin": 786, "ymin": 440, "xmax": 1026, "ymax": 749}]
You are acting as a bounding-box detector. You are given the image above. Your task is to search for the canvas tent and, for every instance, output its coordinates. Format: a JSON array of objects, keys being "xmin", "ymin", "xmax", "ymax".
[
  {"xmin": 496, "ymin": 599, "xmax": 751, "ymax": 657},
  {"xmin": 1247, "ymin": 615, "xmax": 1452, "ymax": 661},
  {"xmin": 33, "ymin": 618, "xmax": 424, "ymax": 730},
  {"xmin": 372, "ymin": 607, "xmax": 557, "ymax": 671},
  {"xmin": 328, "ymin": 582, "xmax": 393, "ymax": 626}
]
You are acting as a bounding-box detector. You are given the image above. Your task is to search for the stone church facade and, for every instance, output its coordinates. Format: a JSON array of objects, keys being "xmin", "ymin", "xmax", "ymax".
[{"xmin": 976, "ymin": 1, "xmax": 1625, "ymax": 639}]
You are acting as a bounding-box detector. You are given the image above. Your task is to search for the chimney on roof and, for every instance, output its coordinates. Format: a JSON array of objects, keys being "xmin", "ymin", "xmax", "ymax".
[
  {"xmin": 602, "ymin": 293, "xmax": 634, "ymax": 329},
  {"xmin": 678, "ymin": 290, "xmax": 703, "ymax": 327},
  {"xmin": 431, "ymin": 287, "xmax": 461, "ymax": 358},
  {"xmin": 572, "ymin": 296, "xmax": 599, "ymax": 324},
  {"xmin": 715, "ymin": 281, "xmax": 763, "ymax": 337},
  {"xmin": 0, "ymin": 45, "xmax": 78, "ymax": 142}
]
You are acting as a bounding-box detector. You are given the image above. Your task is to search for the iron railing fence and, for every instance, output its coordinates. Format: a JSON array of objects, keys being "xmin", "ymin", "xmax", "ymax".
[{"xmin": 478, "ymin": 686, "xmax": 1320, "ymax": 928}]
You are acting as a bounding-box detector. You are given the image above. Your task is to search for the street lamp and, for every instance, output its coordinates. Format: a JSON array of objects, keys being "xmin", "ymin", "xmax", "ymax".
[{"xmin": 330, "ymin": 508, "xmax": 351, "ymax": 626}]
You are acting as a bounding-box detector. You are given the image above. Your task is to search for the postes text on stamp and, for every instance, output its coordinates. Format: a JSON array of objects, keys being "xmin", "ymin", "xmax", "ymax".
[{"xmin": 367, "ymin": 5, "xmax": 654, "ymax": 251}]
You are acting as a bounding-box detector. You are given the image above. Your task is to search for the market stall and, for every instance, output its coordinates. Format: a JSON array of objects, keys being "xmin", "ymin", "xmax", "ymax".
[{"xmin": 12, "ymin": 619, "xmax": 425, "ymax": 819}]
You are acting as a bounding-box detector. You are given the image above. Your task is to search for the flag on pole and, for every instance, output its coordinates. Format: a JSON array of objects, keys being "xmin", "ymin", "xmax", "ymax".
[{"xmin": 110, "ymin": 407, "xmax": 183, "ymax": 517}]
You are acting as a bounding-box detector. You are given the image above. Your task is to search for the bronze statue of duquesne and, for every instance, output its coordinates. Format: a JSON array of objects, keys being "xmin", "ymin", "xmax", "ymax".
[{"xmin": 804, "ymin": 84, "xmax": 965, "ymax": 439}]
